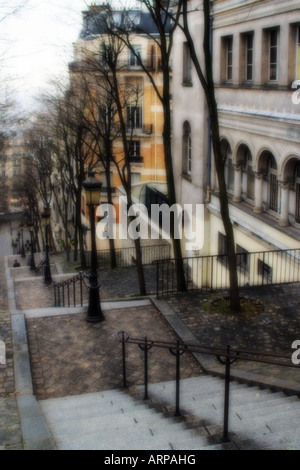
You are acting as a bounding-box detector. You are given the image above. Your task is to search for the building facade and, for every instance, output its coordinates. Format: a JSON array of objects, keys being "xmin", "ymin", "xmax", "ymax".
[
  {"xmin": 172, "ymin": 0, "xmax": 300, "ymax": 258},
  {"xmin": 0, "ymin": 131, "xmax": 31, "ymax": 213}
]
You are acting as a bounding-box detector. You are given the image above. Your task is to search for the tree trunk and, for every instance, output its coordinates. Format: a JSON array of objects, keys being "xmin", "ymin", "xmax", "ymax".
[
  {"xmin": 202, "ymin": 0, "xmax": 240, "ymax": 311},
  {"xmin": 104, "ymin": 153, "xmax": 117, "ymax": 269},
  {"xmin": 159, "ymin": 9, "xmax": 187, "ymax": 293},
  {"xmin": 181, "ymin": 0, "xmax": 240, "ymax": 311}
]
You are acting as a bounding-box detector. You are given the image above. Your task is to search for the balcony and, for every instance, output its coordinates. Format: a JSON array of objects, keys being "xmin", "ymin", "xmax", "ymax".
[
  {"xmin": 129, "ymin": 155, "xmax": 143, "ymax": 164},
  {"xmin": 126, "ymin": 124, "xmax": 153, "ymax": 135}
]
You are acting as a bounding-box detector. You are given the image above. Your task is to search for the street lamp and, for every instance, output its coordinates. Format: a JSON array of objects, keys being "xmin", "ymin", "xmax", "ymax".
[
  {"xmin": 17, "ymin": 232, "xmax": 21, "ymax": 255},
  {"xmin": 27, "ymin": 221, "xmax": 36, "ymax": 271},
  {"xmin": 20, "ymin": 224, "xmax": 26, "ymax": 258},
  {"xmin": 82, "ymin": 172, "xmax": 105, "ymax": 323},
  {"xmin": 41, "ymin": 208, "xmax": 52, "ymax": 284}
]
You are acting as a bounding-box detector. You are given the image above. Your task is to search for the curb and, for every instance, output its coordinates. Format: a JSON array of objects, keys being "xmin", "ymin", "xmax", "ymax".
[{"xmin": 6, "ymin": 257, "xmax": 56, "ymax": 450}]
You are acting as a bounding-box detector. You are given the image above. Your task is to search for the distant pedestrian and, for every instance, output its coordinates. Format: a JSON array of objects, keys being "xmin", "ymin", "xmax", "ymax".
[{"xmin": 13, "ymin": 260, "xmax": 21, "ymax": 267}]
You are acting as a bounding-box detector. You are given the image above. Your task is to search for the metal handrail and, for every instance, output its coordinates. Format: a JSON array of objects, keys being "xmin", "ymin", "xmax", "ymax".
[
  {"xmin": 35, "ymin": 258, "xmax": 46, "ymax": 274},
  {"xmin": 53, "ymin": 272, "xmax": 86, "ymax": 307},
  {"xmin": 116, "ymin": 331, "xmax": 300, "ymax": 442}
]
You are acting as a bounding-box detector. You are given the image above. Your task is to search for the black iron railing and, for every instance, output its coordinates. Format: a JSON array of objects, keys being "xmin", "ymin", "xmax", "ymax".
[
  {"xmin": 84, "ymin": 243, "xmax": 171, "ymax": 270},
  {"xmin": 154, "ymin": 248, "xmax": 300, "ymax": 297},
  {"xmin": 116, "ymin": 331, "xmax": 300, "ymax": 442},
  {"xmin": 35, "ymin": 258, "xmax": 46, "ymax": 275},
  {"xmin": 54, "ymin": 272, "xmax": 86, "ymax": 307}
]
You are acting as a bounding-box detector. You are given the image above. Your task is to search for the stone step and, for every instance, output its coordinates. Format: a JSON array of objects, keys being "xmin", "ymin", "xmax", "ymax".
[{"xmin": 38, "ymin": 377, "xmax": 300, "ymax": 451}]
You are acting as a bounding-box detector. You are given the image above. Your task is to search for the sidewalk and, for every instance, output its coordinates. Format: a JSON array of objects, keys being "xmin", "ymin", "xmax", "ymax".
[{"xmin": 1, "ymin": 251, "xmax": 300, "ymax": 449}]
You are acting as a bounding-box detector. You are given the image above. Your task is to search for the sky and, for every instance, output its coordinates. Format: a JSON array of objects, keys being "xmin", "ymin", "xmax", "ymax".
[
  {"xmin": 0, "ymin": 0, "xmax": 93, "ymax": 111},
  {"xmin": 1, "ymin": 0, "xmax": 140, "ymax": 113}
]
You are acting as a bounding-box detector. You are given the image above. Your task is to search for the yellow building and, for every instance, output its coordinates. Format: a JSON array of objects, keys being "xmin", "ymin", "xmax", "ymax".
[{"xmin": 69, "ymin": 4, "xmax": 170, "ymax": 250}]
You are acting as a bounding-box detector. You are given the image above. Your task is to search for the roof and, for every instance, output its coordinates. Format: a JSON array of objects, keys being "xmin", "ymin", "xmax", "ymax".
[{"xmin": 79, "ymin": 6, "xmax": 172, "ymax": 39}]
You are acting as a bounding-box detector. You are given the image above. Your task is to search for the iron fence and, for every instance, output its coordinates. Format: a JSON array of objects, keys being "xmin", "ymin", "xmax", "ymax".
[
  {"xmin": 116, "ymin": 331, "xmax": 300, "ymax": 442},
  {"xmin": 84, "ymin": 243, "xmax": 171, "ymax": 269},
  {"xmin": 154, "ymin": 248, "xmax": 300, "ymax": 297}
]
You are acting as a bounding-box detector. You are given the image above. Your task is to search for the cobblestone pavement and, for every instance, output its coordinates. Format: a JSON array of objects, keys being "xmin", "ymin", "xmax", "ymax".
[
  {"xmin": 167, "ymin": 285, "xmax": 300, "ymax": 354},
  {"xmin": 166, "ymin": 285, "xmax": 300, "ymax": 390},
  {"xmin": 26, "ymin": 304, "xmax": 202, "ymax": 400},
  {"xmin": 14, "ymin": 265, "xmax": 157, "ymax": 310}
]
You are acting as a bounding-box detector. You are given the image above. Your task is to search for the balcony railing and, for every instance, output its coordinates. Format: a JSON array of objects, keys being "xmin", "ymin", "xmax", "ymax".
[
  {"xmin": 126, "ymin": 124, "xmax": 153, "ymax": 135},
  {"xmin": 129, "ymin": 155, "xmax": 143, "ymax": 164}
]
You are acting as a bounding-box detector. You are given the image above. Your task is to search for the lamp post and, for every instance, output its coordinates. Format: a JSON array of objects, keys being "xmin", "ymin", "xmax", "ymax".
[
  {"xmin": 82, "ymin": 172, "xmax": 105, "ymax": 323},
  {"xmin": 41, "ymin": 208, "xmax": 52, "ymax": 284},
  {"xmin": 27, "ymin": 221, "xmax": 36, "ymax": 271},
  {"xmin": 17, "ymin": 232, "xmax": 21, "ymax": 255},
  {"xmin": 20, "ymin": 224, "xmax": 26, "ymax": 258}
]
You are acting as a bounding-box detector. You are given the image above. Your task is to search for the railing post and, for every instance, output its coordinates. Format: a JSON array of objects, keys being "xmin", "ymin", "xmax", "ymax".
[
  {"xmin": 169, "ymin": 340, "xmax": 185, "ymax": 417},
  {"xmin": 73, "ymin": 278, "xmax": 76, "ymax": 307},
  {"xmin": 144, "ymin": 337, "xmax": 149, "ymax": 400},
  {"xmin": 122, "ymin": 332, "xmax": 127, "ymax": 389},
  {"xmin": 80, "ymin": 274, "xmax": 83, "ymax": 307},
  {"xmin": 223, "ymin": 344, "xmax": 231, "ymax": 442},
  {"xmin": 138, "ymin": 337, "xmax": 153, "ymax": 400},
  {"xmin": 175, "ymin": 340, "xmax": 181, "ymax": 417},
  {"xmin": 156, "ymin": 261, "xmax": 159, "ymax": 298}
]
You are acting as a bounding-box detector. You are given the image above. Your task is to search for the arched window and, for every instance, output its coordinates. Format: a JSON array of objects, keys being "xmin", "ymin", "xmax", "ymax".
[
  {"xmin": 295, "ymin": 162, "xmax": 300, "ymax": 223},
  {"xmin": 268, "ymin": 154, "xmax": 279, "ymax": 213},
  {"xmin": 221, "ymin": 140, "xmax": 234, "ymax": 191},
  {"xmin": 244, "ymin": 148, "xmax": 254, "ymax": 200},
  {"xmin": 182, "ymin": 121, "xmax": 192, "ymax": 176}
]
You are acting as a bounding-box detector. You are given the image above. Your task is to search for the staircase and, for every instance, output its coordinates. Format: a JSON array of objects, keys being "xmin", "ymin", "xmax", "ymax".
[{"xmin": 38, "ymin": 375, "xmax": 300, "ymax": 450}]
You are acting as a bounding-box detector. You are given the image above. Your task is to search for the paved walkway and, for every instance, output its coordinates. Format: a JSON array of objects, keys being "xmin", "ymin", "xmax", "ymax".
[{"xmin": 1, "ymin": 247, "xmax": 300, "ymax": 450}]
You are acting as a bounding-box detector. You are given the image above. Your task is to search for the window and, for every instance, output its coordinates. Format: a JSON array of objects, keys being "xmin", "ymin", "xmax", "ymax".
[
  {"xmin": 295, "ymin": 163, "xmax": 300, "ymax": 223},
  {"xmin": 129, "ymin": 45, "xmax": 142, "ymax": 68},
  {"xmin": 236, "ymin": 245, "xmax": 249, "ymax": 272},
  {"xmin": 243, "ymin": 148, "xmax": 254, "ymax": 200},
  {"xmin": 218, "ymin": 232, "xmax": 228, "ymax": 266},
  {"xmin": 126, "ymin": 106, "xmax": 142, "ymax": 130},
  {"xmin": 245, "ymin": 33, "xmax": 254, "ymax": 81},
  {"xmin": 98, "ymin": 104, "xmax": 114, "ymax": 127},
  {"xmin": 258, "ymin": 259, "xmax": 272, "ymax": 283},
  {"xmin": 128, "ymin": 141, "xmax": 142, "ymax": 163},
  {"xmin": 268, "ymin": 155, "xmax": 279, "ymax": 212},
  {"xmin": 221, "ymin": 140, "xmax": 234, "ymax": 191},
  {"xmin": 226, "ymin": 37, "xmax": 233, "ymax": 81},
  {"xmin": 131, "ymin": 172, "xmax": 141, "ymax": 185},
  {"xmin": 182, "ymin": 42, "xmax": 192, "ymax": 85},
  {"xmin": 182, "ymin": 121, "xmax": 192, "ymax": 176},
  {"xmin": 269, "ymin": 29, "xmax": 278, "ymax": 81}
]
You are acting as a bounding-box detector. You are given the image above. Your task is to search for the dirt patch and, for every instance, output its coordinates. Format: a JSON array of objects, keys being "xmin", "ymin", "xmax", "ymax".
[{"xmin": 203, "ymin": 296, "xmax": 265, "ymax": 318}]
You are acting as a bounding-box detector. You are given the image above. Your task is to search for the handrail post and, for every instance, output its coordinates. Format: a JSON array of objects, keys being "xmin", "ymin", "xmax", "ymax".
[
  {"xmin": 175, "ymin": 340, "xmax": 181, "ymax": 417},
  {"xmin": 223, "ymin": 344, "xmax": 231, "ymax": 442},
  {"xmin": 122, "ymin": 331, "xmax": 127, "ymax": 389},
  {"xmin": 156, "ymin": 261, "xmax": 159, "ymax": 298},
  {"xmin": 144, "ymin": 337, "xmax": 149, "ymax": 400}
]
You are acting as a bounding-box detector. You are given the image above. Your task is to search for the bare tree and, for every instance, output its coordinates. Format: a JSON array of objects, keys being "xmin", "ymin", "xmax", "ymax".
[
  {"xmin": 67, "ymin": 67, "xmax": 119, "ymax": 269},
  {"xmin": 94, "ymin": 34, "xmax": 147, "ymax": 295},
  {"xmin": 13, "ymin": 160, "xmax": 42, "ymax": 252},
  {"xmin": 106, "ymin": 0, "xmax": 187, "ymax": 292}
]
